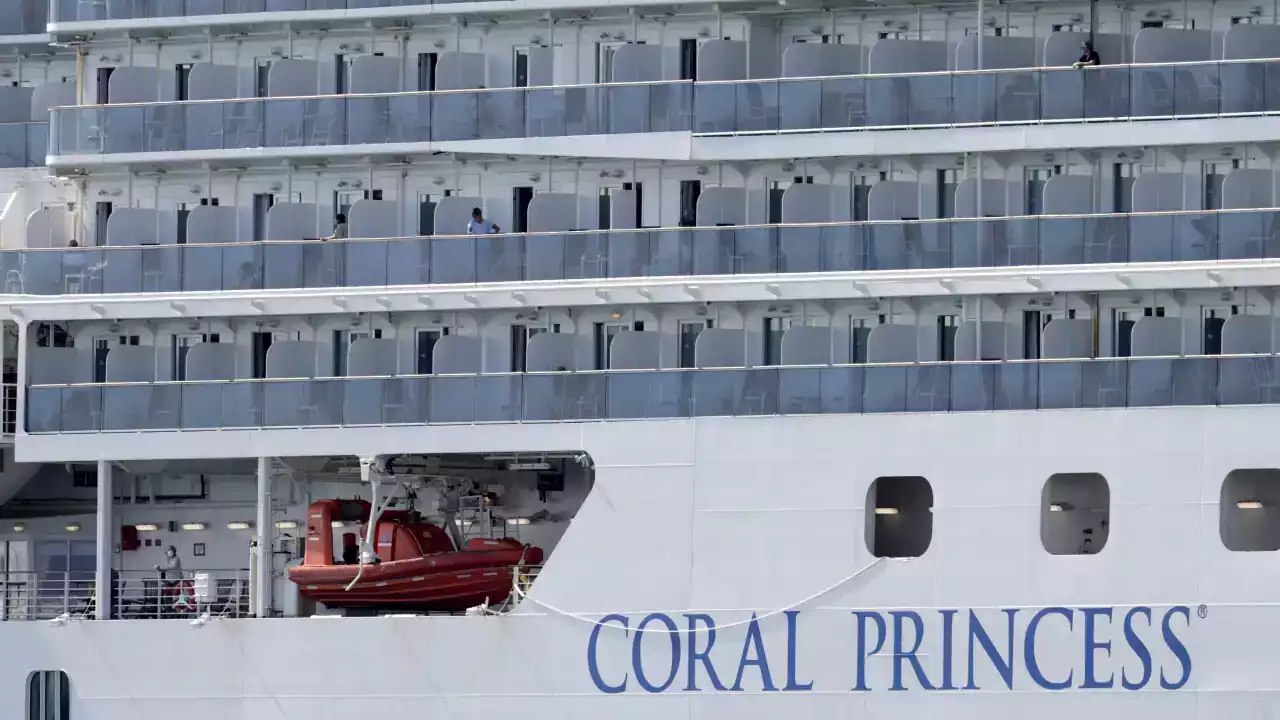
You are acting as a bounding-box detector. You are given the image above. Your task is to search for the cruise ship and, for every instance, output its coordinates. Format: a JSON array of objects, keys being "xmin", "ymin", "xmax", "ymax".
[{"xmin": 2, "ymin": 0, "xmax": 1280, "ymax": 716}]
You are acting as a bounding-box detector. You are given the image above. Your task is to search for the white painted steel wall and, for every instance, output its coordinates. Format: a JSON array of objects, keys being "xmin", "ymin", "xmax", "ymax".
[{"xmin": 2, "ymin": 406, "xmax": 1278, "ymax": 718}]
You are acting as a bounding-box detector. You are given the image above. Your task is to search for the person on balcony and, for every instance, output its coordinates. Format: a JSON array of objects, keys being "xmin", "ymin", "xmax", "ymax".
[
  {"xmin": 467, "ymin": 207, "xmax": 500, "ymax": 234},
  {"xmin": 154, "ymin": 544, "xmax": 184, "ymax": 584},
  {"xmin": 325, "ymin": 213, "xmax": 348, "ymax": 241},
  {"xmin": 1073, "ymin": 41, "xmax": 1101, "ymax": 68},
  {"xmin": 152, "ymin": 545, "xmax": 193, "ymax": 616}
]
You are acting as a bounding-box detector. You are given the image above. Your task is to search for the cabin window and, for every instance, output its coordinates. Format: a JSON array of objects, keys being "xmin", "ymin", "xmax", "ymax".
[
  {"xmin": 1041, "ymin": 473, "xmax": 1110, "ymax": 555},
  {"xmin": 1220, "ymin": 469, "xmax": 1280, "ymax": 552},
  {"xmin": 26, "ymin": 670, "xmax": 70, "ymax": 720},
  {"xmin": 865, "ymin": 476, "xmax": 932, "ymax": 558}
]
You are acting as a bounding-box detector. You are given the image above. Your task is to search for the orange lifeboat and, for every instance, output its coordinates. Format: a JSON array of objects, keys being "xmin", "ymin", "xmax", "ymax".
[{"xmin": 287, "ymin": 499, "xmax": 543, "ymax": 612}]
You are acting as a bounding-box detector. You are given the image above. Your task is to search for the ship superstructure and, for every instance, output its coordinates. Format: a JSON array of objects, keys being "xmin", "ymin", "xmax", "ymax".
[{"xmin": 2, "ymin": 0, "xmax": 1280, "ymax": 717}]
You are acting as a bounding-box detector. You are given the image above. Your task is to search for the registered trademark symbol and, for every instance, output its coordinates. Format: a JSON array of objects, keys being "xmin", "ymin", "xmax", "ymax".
[{"xmin": 1197, "ymin": 605, "xmax": 1208, "ymax": 619}]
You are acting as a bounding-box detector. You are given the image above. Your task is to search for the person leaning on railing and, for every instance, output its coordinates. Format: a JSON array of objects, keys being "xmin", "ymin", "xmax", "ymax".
[
  {"xmin": 1073, "ymin": 41, "xmax": 1101, "ymax": 68},
  {"xmin": 324, "ymin": 213, "xmax": 348, "ymax": 241}
]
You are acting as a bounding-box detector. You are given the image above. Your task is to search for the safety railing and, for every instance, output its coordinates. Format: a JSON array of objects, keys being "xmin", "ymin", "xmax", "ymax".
[
  {"xmin": 3, "ymin": 382, "xmax": 18, "ymax": 437},
  {"xmin": 49, "ymin": 82, "xmax": 691, "ymax": 155},
  {"xmin": 45, "ymin": 57, "xmax": 1280, "ymax": 155},
  {"xmin": 0, "ymin": 570, "xmax": 93, "ymax": 621},
  {"xmin": 23, "ymin": 354, "xmax": 1280, "ymax": 434},
  {"xmin": 0, "ymin": 122, "xmax": 48, "ymax": 169},
  {"xmin": 5, "ymin": 208, "xmax": 1279, "ymax": 296},
  {"xmin": 0, "ymin": 568, "xmax": 251, "ymax": 620},
  {"xmin": 51, "ymin": 0, "xmax": 468, "ymax": 23},
  {"xmin": 0, "ymin": 0, "xmax": 45, "ymax": 35}
]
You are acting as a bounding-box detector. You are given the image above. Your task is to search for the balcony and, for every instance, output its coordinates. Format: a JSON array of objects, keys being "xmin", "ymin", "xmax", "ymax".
[
  {"xmin": 21, "ymin": 355, "xmax": 1279, "ymax": 433},
  {"xmin": 3, "ymin": 209, "xmax": 1278, "ymax": 296},
  {"xmin": 47, "ymin": 0, "xmax": 546, "ymax": 26},
  {"xmin": 46, "ymin": 58, "xmax": 1280, "ymax": 164},
  {"xmin": 50, "ymin": 82, "xmax": 692, "ymax": 161},
  {"xmin": 0, "ymin": 0, "xmax": 48, "ymax": 38},
  {"xmin": 0, "ymin": 123, "xmax": 49, "ymax": 169}
]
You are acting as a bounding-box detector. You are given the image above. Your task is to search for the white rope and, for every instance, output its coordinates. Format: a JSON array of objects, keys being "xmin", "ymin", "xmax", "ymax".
[{"xmin": 503, "ymin": 556, "xmax": 907, "ymax": 634}]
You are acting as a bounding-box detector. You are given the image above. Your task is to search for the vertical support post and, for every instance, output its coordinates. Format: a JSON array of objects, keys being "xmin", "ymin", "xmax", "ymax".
[
  {"xmin": 975, "ymin": 152, "xmax": 984, "ymax": 215},
  {"xmin": 1089, "ymin": 0, "xmax": 1098, "ymax": 43},
  {"xmin": 976, "ymin": 0, "xmax": 985, "ymax": 69},
  {"xmin": 95, "ymin": 460, "xmax": 112, "ymax": 620},
  {"xmin": 0, "ymin": 320, "xmax": 6, "ymax": 437},
  {"xmin": 359, "ymin": 456, "xmax": 380, "ymax": 563},
  {"xmin": 976, "ymin": 297, "xmax": 984, "ymax": 361},
  {"xmin": 14, "ymin": 322, "xmax": 25, "ymax": 440},
  {"xmin": 255, "ymin": 456, "xmax": 271, "ymax": 618}
]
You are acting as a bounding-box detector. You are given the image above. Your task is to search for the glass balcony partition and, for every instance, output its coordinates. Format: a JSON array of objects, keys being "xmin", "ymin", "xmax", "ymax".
[
  {"xmin": 45, "ymin": 58, "xmax": 1280, "ymax": 157},
  {"xmin": 22, "ymin": 355, "xmax": 1274, "ymax": 433},
  {"xmin": 692, "ymin": 58, "xmax": 1278, "ymax": 136},
  {"xmin": 52, "ymin": 0, "xmax": 469, "ymax": 23},
  {"xmin": 3, "ymin": 209, "xmax": 1278, "ymax": 297},
  {"xmin": 49, "ymin": 82, "xmax": 695, "ymax": 156},
  {"xmin": 0, "ymin": 123, "xmax": 48, "ymax": 168},
  {"xmin": 0, "ymin": 0, "xmax": 46, "ymax": 35}
]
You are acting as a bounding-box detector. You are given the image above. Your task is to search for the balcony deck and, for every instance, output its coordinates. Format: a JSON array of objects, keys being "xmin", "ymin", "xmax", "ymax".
[{"xmin": 2, "ymin": 210, "xmax": 1278, "ymax": 296}]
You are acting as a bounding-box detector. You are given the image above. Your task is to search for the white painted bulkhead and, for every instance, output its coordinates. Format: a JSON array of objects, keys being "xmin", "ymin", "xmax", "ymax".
[{"xmin": 1, "ymin": 407, "xmax": 1279, "ymax": 718}]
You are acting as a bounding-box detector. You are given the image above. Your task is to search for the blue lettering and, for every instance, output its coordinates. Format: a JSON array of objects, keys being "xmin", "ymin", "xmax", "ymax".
[
  {"xmin": 852, "ymin": 611, "xmax": 886, "ymax": 691},
  {"xmin": 587, "ymin": 606, "xmax": 1196, "ymax": 695},
  {"xmin": 890, "ymin": 611, "xmax": 935, "ymax": 690},
  {"xmin": 1121, "ymin": 607, "xmax": 1153, "ymax": 690},
  {"xmin": 633, "ymin": 613, "xmax": 680, "ymax": 693},
  {"xmin": 685, "ymin": 614, "xmax": 727, "ymax": 692},
  {"xmin": 588, "ymin": 614, "xmax": 629, "ymax": 694},
  {"xmin": 938, "ymin": 609, "xmax": 958, "ymax": 690},
  {"xmin": 1159, "ymin": 606, "xmax": 1192, "ymax": 690},
  {"xmin": 1080, "ymin": 608, "xmax": 1114, "ymax": 689},
  {"xmin": 1025, "ymin": 607, "xmax": 1074, "ymax": 690},
  {"xmin": 731, "ymin": 612, "xmax": 778, "ymax": 691},
  {"xmin": 965, "ymin": 609, "xmax": 1017, "ymax": 690},
  {"xmin": 783, "ymin": 610, "xmax": 813, "ymax": 691}
]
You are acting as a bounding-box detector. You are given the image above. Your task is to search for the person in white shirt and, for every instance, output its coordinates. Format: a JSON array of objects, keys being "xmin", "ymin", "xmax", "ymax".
[
  {"xmin": 467, "ymin": 207, "xmax": 500, "ymax": 234},
  {"xmin": 325, "ymin": 213, "xmax": 348, "ymax": 241}
]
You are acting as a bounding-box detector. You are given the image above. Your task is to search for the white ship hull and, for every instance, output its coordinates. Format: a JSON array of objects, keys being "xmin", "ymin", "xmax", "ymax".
[{"xmin": 2, "ymin": 407, "xmax": 1275, "ymax": 719}]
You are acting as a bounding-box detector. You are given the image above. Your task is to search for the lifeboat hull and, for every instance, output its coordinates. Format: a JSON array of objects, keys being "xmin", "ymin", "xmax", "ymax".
[{"xmin": 289, "ymin": 547, "xmax": 537, "ymax": 612}]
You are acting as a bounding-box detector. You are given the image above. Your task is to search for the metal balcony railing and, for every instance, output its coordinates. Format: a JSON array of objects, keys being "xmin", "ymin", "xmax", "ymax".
[
  {"xmin": 46, "ymin": 58, "xmax": 1280, "ymax": 153},
  {"xmin": 0, "ymin": 123, "xmax": 47, "ymax": 168},
  {"xmin": 4, "ymin": 208, "xmax": 1279, "ymax": 296},
  {"xmin": 0, "ymin": 568, "xmax": 251, "ymax": 621},
  {"xmin": 23, "ymin": 354, "xmax": 1280, "ymax": 433},
  {"xmin": 51, "ymin": 0, "xmax": 456, "ymax": 24},
  {"xmin": 3, "ymin": 382, "xmax": 18, "ymax": 437}
]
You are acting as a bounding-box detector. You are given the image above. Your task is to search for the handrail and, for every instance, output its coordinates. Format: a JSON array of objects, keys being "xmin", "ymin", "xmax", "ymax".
[
  {"xmin": 24, "ymin": 352, "xmax": 1277, "ymax": 390},
  {"xmin": 0, "ymin": 568, "xmax": 253, "ymax": 621},
  {"xmin": 47, "ymin": 56, "xmax": 1280, "ymax": 111},
  {"xmin": 9, "ymin": 206, "xmax": 1276, "ymax": 253},
  {"xmin": 50, "ymin": 77, "xmax": 694, "ymax": 111}
]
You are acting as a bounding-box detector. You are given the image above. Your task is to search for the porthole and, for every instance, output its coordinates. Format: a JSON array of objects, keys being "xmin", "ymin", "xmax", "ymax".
[
  {"xmin": 865, "ymin": 476, "xmax": 933, "ymax": 558},
  {"xmin": 1041, "ymin": 472, "xmax": 1110, "ymax": 555},
  {"xmin": 1220, "ymin": 469, "xmax": 1280, "ymax": 551}
]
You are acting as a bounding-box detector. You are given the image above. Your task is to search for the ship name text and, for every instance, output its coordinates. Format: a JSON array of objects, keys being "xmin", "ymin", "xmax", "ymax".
[{"xmin": 585, "ymin": 606, "xmax": 1195, "ymax": 694}]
